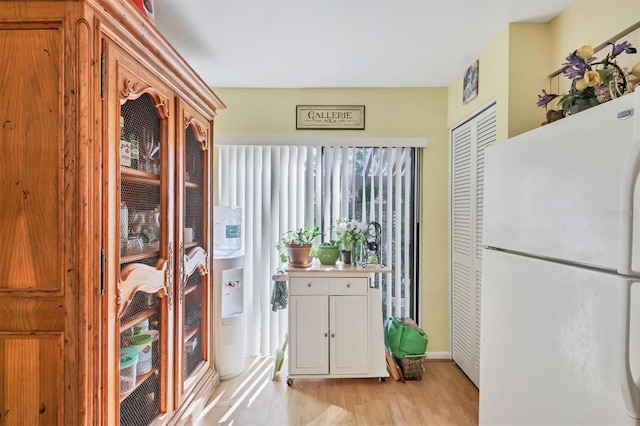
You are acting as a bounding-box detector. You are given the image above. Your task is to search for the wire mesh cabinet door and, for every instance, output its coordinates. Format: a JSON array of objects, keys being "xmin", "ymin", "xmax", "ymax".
[
  {"xmin": 175, "ymin": 101, "xmax": 214, "ymax": 402},
  {"xmin": 104, "ymin": 39, "xmax": 175, "ymax": 426}
]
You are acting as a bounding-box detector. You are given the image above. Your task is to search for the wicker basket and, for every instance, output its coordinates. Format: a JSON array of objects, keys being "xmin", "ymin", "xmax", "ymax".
[{"xmin": 399, "ymin": 356, "xmax": 425, "ymax": 380}]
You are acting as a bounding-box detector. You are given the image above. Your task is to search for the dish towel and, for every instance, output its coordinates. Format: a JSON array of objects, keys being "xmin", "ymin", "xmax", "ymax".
[{"xmin": 271, "ymin": 269, "xmax": 288, "ymax": 312}]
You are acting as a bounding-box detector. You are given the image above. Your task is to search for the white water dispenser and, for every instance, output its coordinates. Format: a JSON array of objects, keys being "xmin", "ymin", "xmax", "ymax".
[
  {"xmin": 213, "ymin": 205, "xmax": 245, "ymax": 380},
  {"xmin": 213, "ymin": 256, "xmax": 244, "ymax": 380},
  {"xmin": 213, "ymin": 206, "xmax": 242, "ymax": 257}
]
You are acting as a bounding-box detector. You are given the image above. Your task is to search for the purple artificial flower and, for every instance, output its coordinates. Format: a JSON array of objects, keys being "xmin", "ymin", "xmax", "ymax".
[
  {"xmin": 564, "ymin": 50, "xmax": 583, "ymax": 65},
  {"xmin": 562, "ymin": 63, "xmax": 586, "ymax": 79},
  {"xmin": 611, "ymin": 41, "xmax": 637, "ymax": 57},
  {"xmin": 562, "ymin": 49, "xmax": 595, "ymax": 79},
  {"xmin": 537, "ymin": 90, "xmax": 558, "ymax": 109}
]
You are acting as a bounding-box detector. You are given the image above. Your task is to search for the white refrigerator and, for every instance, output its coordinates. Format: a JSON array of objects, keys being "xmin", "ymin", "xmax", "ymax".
[{"xmin": 480, "ymin": 89, "xmax": 640, "ymax": 425}]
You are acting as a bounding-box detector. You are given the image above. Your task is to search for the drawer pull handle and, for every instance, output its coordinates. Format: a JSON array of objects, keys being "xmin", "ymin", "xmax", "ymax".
[
  {"xmin": 347, "ymin": 283, "xmax": 351, "ymax": 288},
  {"xmin": 307, "ymin": 283, "xmax": 312, "ymax": 287}
]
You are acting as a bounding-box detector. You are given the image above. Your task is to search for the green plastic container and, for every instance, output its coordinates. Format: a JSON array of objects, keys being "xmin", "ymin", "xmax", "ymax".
[
  {"xmin": 131, "ymin": 334, "xmax": 153, "ymax": 375},
  {"xmin": 119, "ymin": 347, "xmax": 138, "ymax": 393}
]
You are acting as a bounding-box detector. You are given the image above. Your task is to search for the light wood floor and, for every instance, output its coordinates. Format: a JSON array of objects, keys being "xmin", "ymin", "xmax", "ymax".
[{"xmin": 189, "ymin": 357, "xmax": 479, "ymax": 425}]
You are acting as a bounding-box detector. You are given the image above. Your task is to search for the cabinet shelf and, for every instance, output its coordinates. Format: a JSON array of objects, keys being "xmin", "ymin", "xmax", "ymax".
[
  {"xmin": 184, "ymin": 326, "xmax": 198, "ymax": 343},
  {"xmin": 185, "ymin": 241, "xmax": 198, "ymax": 250},
  {"xmin": 120, "ymin": 308, "xmax": 157, "ymax": 332},
  {"xmin": 121, "ymin": 249, "xmax": 159, "ymax": 264},
  {"xmin": 121, "ymin": 167, "xmax": 161, "ymax": 185},
  {"xmin": 119, "ymin": 367, "xmax": 158, "ymax": 403},
  {"xmin": 184, "ymin": 283, "xmax": 198, "ymax": 296}
]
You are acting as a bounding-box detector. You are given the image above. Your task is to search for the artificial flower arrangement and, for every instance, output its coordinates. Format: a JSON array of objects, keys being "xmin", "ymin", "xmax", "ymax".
[
  {"xmin": 537, "ymin": 41, "xmax": 640, "ymax": 116},
  {"xmin": 333, "ymin": 218, "xmax": 369, "ymax": 252}
]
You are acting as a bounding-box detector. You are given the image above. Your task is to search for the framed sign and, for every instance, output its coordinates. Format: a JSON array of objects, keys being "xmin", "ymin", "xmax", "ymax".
[
  {"xmin": 296, "ymin": 105, "xmax": 365, "ymax": 130},
  {"xmin": 463, "ymin": 60, "xmax": 479, "ymax": 104}
]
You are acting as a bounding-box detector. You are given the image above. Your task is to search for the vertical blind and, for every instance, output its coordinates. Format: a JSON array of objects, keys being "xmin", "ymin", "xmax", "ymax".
[{"xmin": 217, "ymin": 145, "xmax": 417, "ymax": 356}]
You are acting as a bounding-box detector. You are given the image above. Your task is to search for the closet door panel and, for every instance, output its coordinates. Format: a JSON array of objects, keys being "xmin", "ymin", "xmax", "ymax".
[{"xmin": 450, "ymin": 104, "xmax": 496, "ymax": 387}]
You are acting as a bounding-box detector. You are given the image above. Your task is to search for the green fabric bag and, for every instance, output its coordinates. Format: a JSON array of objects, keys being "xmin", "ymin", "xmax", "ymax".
[{"xmin": 384, "ymin": 316, "xmax": 428, "ymax": 358}]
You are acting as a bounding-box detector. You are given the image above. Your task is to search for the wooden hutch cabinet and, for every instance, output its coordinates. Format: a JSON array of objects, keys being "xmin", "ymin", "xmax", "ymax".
[{"xmin": 0, "ymin": 1, "xmax": 224, "ymax": 425}]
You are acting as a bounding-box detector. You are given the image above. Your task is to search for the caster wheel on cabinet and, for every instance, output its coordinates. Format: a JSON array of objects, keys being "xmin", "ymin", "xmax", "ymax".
[{"xmin": 287, "ymin": 378, "xmax": 294, "ymax": 387}]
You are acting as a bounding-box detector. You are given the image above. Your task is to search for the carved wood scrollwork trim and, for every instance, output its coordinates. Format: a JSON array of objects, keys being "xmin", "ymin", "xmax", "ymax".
[
  {"xmin": 117, "ymin": 261, "xmax": 169, "ymax": 317},
  {"xmin": 119, "ymin": 78, "xmax": 170, "ymax": 118},
  {"xmin": 184, "ymin": 246, "xmax": 209, "ymax": 278},
  {"xmin": 184, "ymin": 112, "xmax": 209, "ymax": 151}
]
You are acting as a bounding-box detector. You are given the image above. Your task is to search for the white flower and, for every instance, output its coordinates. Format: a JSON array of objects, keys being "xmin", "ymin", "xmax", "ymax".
[{"xmin": 333, "ymin": 217, "xmax": 369, "ymax": 249}]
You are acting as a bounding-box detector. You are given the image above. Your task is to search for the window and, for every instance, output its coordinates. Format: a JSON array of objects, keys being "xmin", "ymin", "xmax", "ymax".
[{"xmin": 217, "ymin": 144, "xmax": 418, "ymax": 355}]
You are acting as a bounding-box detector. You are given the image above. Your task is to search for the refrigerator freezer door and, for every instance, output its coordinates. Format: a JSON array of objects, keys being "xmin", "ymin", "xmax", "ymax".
[
  {"xmin": 483, "ymin": 90, "xmax": 640, "ymax": 273},
  {"xmin": 480, "ymin": 249, "xmax": 640, "ymax": 425}
]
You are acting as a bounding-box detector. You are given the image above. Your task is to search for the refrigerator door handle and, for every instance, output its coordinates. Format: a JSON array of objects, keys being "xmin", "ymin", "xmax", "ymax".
[
  {"xmin": 620, "ymin": 283, "xmax": 640, "ymax": 419},
  {"xmin": 617, "ymin": 103, "xmax": 640, "ymax": 275}
]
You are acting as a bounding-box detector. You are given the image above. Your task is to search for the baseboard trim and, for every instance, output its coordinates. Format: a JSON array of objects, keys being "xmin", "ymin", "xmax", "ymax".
[{"xmin": 426, "ymin": 351, "xmax": 450, "ymax": 360}]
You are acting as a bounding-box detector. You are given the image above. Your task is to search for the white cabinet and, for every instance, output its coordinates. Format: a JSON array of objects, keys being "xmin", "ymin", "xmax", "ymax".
[
  {"xmin": 286, "ymin": 265, "xmax": 390, "ymax": 385},
  {"xmin": 329, "ymin": 295, "xmax": 368, "ymax": 375},
  {"xmin": 290, "ymin": 294, "xmax": 329, "ymax": 375}
]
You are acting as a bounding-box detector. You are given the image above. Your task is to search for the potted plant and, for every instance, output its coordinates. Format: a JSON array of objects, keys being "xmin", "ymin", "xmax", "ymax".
[
  {"xmin": 274, "ymin": 225, "xmax": 320, "ymax": 267},
  {"xmin": 333, "ymin": 218, "xmax": 368, "ymax": 265}
]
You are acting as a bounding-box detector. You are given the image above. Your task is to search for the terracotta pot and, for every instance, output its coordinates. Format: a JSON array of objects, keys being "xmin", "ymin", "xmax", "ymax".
[
  {"xmin": 286, "ymin": 243, "xmax": 312, "ymax": 268},
  {"xmin": 546, "ymin": 109, "xmax": 564, "ymax": 123}
]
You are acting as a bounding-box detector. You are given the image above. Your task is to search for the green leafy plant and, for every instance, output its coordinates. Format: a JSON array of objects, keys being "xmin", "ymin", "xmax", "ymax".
[{"xmin": 274, "ymin": 226, "xmax": 321, "ymax": 263}]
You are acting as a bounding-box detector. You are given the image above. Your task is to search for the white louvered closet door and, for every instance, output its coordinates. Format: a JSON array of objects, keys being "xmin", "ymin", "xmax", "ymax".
[{"xmin": 450, "ymin": 104, "xmax": 496, "ymax": 387}]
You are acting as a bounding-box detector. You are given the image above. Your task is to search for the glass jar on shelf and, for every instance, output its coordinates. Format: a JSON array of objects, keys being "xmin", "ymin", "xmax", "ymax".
[{"xmin": 140, "ymin": 128, "xmax": 160, "ymax": 174}]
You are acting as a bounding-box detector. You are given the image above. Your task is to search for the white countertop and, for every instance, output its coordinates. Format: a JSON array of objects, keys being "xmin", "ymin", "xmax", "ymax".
[{"xmin": 284, "ymin": 261, "xmax": 392, "ymax": 275}]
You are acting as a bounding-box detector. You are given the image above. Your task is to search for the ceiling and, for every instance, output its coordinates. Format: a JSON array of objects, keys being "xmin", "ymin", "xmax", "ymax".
[{"xmin": 153, "ymin": 0, "xmax": 574, "ymax": 88}]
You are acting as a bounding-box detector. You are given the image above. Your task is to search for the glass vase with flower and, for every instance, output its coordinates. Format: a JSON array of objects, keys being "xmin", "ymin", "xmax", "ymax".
[{"xmin": 333, "ymin": 218, "xmax": 368, "ymax": 265}]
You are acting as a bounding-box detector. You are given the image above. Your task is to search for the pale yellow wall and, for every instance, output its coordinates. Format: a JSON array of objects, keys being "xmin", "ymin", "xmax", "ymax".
[
  {"xmin": 212, "ymin": 87, "xmax": 453, "ymax": 353},
  {"xmin": 213, "ymin": 88, "xmax": 441, "ymax": 137},
  {"xmin": 447, "ymin": 27, "xmax": 510, "ymax": 142},
  {"xmin": 549, "ymin": 0, "xmax": 640, "ymax": 75},
  {"xmin": 508, "ymin": 24, "xmax": 552, "ymax": 137}
]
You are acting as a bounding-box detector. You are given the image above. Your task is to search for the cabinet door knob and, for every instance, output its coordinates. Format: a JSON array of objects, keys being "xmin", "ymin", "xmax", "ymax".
[
  {"xmin": 346, "ymin": 283, "xmax": 351, "ymax": 288},
  {"xmin": 307, "ymin": 283, "xmax": 312, "ymax": 287},
  {"xmin": 331, "ymin": 333, "xmax": 335, "ymax": 338},
  {"xmin": 324, "ymin": 333, "xmax": 328, "ymax": 337}
]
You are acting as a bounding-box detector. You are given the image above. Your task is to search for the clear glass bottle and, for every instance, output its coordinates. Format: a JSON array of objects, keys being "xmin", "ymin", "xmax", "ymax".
[
  {"xmin": 128, "ymin": 131, "xmax": 139, "ymax": 170},
  {"xmin": 120, "ymin": 202, "xmax": 128, "ymax": 255}
]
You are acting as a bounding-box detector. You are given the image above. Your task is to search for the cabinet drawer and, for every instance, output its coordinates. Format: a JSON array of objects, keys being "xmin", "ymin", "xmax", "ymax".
[
  {"xmin": 329, "ymin": 277, "xmax": 368, "ymax": 295},
  {"xmin": 290, "ymin": 277, "xmax": 329, "ymax": 295}
]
